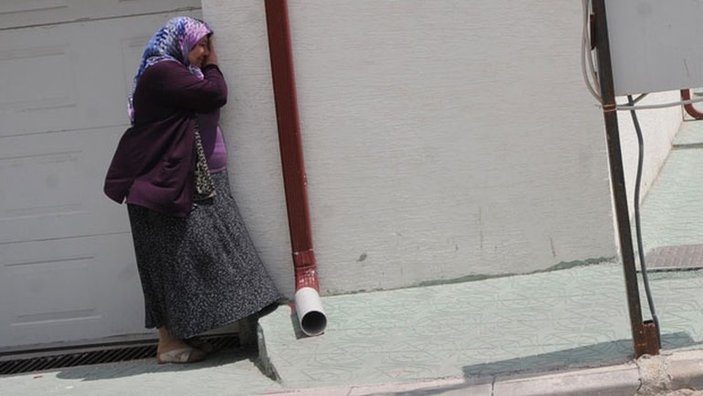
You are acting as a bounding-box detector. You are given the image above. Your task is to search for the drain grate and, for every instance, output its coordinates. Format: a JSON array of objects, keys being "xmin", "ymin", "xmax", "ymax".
[
  {"xmin": 643, "ymin": 244, "xmax": 703, "ymax": 271},
  {"xmin": 0, "ymin": 334, "xmax": 239, "ymax": 375}
]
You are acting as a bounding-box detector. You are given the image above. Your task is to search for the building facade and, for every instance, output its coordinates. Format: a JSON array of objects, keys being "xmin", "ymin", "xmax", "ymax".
[{"xmin": 0, "ymin": 0, "xmax": 681, "ymax": 351}]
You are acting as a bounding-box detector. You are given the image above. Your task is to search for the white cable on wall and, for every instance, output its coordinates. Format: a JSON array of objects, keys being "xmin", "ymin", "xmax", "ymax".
[
  {"xmin": 615, "ymin": 96, "xmax": 703, "ymax": 111},
  {"xmin": 581, "ymin": 0, "xmax": 602, "ymax": 103}
]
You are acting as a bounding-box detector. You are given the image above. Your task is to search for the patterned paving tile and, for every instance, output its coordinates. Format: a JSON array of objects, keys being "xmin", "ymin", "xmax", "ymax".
[
  {"xmin": 641, "ymin": 148, "xmax": 703, "ymax": 251},
  {"xmin": 673, "ymin": 120, "xmax": 703, "ymax": 146},
  {"xmin": 259, "ymin": 263, "xmax": 641, "ymax": 388}
]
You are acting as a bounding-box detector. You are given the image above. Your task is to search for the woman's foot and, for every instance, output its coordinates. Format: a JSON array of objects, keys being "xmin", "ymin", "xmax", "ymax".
[
  {"xmin": 157, "ymin": 327, "xmax": 207, "ymax": 364},
  {"xmin": 156, "ymin": 346, "xmax": 207, "ymax": 364}
]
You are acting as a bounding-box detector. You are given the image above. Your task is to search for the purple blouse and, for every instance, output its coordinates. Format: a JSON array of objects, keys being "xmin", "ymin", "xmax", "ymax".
[{"xmin": 197, "ymin": 110, "xmax": 227, "ymax": 173}]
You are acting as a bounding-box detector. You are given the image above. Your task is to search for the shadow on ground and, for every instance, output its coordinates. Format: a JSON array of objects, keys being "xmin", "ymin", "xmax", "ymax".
[
  {"xmin": 364, "ymin": 332, "xmax": 699, "ymax": 396},
  {"xmin": 50, "ymin": 347, "xmax": 257, "ymax": 382}
]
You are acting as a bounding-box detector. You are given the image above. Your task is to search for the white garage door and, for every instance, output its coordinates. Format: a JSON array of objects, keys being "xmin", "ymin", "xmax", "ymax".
[{"xmin": 0, "ymin": 0, "xmax": 201, "ymax": 351}]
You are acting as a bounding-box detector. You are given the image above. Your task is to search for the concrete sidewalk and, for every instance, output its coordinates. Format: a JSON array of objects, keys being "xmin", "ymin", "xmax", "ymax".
[
  {"xmin": 255, "ymin": 261, "xmax": 703, "ymax": 391},
  {"xmin": 4, "ymin": 258, "xmax": 703, "ymax": 395},
  {"xmin": 4, "ymin": 321, "xmax": 703, "ymax": 396},
  {"xmin": 267, "ymin": 351, "xmax": 703, "ymax": 395}
]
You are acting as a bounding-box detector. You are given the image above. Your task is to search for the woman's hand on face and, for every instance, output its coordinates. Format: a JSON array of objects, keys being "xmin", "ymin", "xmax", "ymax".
[{"xmin": 205, "ymin": 37, "xmax": 218, "ymax": 66}]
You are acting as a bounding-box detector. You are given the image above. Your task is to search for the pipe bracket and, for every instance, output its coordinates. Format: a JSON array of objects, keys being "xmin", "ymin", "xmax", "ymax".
[{"xmin": 293, "ymin": 249, "xmax": 319, "ymax": 291}]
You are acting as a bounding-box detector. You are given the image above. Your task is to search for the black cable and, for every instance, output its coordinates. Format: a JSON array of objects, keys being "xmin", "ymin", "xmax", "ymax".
[
  {"xmin": 627, "ymin": 95, "xmax": 661, "ymax": 347},
  {"xmin": 632, "ymin": 94, "xmax": 648, "ymax": 104}
]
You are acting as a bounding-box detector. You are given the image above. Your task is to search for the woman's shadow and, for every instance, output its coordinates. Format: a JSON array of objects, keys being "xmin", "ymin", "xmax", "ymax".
[{"xmin": 52, "ymin": 344, "xmax": 255, "ymax": 382}]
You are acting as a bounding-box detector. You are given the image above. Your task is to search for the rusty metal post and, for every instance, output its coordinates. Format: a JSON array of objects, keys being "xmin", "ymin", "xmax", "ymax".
[{"xmin": 591, "ymin": 0, "xmax": 659, "ymax": 357}]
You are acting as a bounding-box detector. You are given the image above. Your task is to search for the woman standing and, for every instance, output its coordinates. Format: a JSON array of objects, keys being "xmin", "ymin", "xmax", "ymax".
[{"xmin": 104, "ymin": 16, "xmax": 281, "ymax": 364}]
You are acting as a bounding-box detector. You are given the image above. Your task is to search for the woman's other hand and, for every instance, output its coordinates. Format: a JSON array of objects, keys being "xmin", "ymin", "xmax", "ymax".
[{"xmin": 205, "ymin": 37, "xmax": 218, "ymax": 66}]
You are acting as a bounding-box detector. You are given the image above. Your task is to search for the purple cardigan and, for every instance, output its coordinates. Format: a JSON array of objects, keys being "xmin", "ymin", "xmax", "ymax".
[{"xmin": 104, "ymin": 62, "xmax": 227, "ymax": 217}]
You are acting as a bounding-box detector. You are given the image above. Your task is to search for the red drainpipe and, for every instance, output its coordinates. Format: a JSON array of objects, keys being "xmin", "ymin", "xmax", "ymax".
[
  {"xmin": 264, "ymin": 0, "xmax": 326, "ymax": 336},
  {"xmin": 681, "ymin": 89, "xmax": 703, "ymax": 120}
]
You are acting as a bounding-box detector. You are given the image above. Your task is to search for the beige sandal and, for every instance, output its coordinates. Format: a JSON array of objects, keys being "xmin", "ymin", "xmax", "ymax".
[{"xmin": 156, "ymin": 347, "xmax": 207, "ymax": 364}]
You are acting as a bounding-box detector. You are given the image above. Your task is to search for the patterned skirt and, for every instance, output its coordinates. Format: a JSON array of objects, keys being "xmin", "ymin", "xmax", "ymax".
[{"xmin": 127, "ymin": 171, "xmax": 282, "ymax": 339}]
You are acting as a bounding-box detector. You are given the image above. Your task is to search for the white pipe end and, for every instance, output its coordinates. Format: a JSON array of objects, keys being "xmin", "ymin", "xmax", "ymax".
[{"xmin": 294, "ymin": 287, "xmax": 327, "ymax": 336}]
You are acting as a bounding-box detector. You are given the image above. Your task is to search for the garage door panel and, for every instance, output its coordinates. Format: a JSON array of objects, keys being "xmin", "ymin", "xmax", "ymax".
[
  {"xmin": 6, "ymin": 257, "xmax": 99, "ymax": 325},
  {"xmin": 0, "ymin": 0, "xmax": 68, "ymax": 17},
  {"xmin": 0, "ymin": 0, "xmax": 201, "ymax": 30},
  {"xmin": 0, "ymin": 22, "xmax": 116, "ymax": 136},
  {"xmin": 120, "ymin": 35, "xmax": 152, "ymax": 105},
  {"xmin": 1, "ymin": 150, "xmax": 84, "ymax": 219},
  {"xmin": 0, "ymin": 234, "xmax": 144, "ymax": 349},
  {"xmin": 0, "ymin": 126, "xmax": 131, "ymax": 244},
  {"xmin": 0, "ymin": 45, "xmax": 76, "ymax": 114}
]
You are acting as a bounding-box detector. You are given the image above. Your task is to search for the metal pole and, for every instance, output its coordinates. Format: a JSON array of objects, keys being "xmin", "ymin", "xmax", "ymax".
[{"xmin": 591, "ymin": 0, "xmax": 659, "ymax": 357}]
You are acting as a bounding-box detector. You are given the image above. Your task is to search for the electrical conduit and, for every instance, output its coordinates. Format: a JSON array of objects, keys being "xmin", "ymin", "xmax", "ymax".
[
  {"xmin": 680, "ymin": 89, "xmax": 703, "ymax": 120},
  {"xmin": 264, "ymin": 0, "xmax": 327, "ymax": 336}
]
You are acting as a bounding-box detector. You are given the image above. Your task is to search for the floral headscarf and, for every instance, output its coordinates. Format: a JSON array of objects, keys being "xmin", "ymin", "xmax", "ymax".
[{"xmin": 128, "ymin": 16, "xmax": 212, "ymax": 123}]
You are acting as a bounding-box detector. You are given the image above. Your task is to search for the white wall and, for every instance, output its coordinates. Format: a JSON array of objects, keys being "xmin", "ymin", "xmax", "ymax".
[
  {"xmin": 617, "ymin": 92, "xmax": 681, "ymax": 214},
  {"xmin": 201, "ymin": 0, "xmax": 676, "ymax": 297}
]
